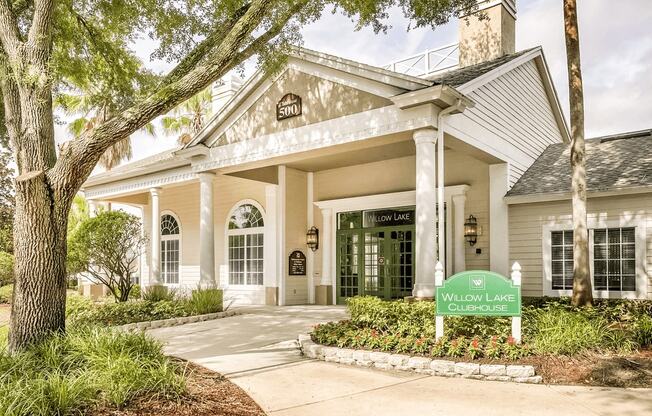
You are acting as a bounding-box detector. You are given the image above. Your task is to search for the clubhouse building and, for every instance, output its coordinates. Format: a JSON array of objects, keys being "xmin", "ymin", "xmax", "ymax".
[{"xmin": 82, "ymin": 0, "xmax": 652, "ymax": 304}]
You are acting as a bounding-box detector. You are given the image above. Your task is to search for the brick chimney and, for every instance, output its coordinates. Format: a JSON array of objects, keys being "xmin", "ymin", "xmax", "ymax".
[{"xmin": 459, "ymin": 0, "xmax": 516, "ymax": 67}]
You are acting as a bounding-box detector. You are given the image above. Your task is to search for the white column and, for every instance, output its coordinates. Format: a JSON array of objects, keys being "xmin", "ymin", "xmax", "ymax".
[
  {"xmin": 264, "ymin": 184, "xmax": 278, "ymax": 305},
  {"xmin": 490, "ymin": 163, "xmax": 510, "ymax": 276},
  {"xmin": 413, "ymin": 128, "xmax": 438, "ymax": 298},
  {"xmin": 149, "ymin": 187, "xmax": 162, "ymax": 285},
  {"xmin": 306, "ymin": 172, "xmax": 315, "ymax": 304},
  {"xmin": 277, "ymin": 165, "xmax": 287, "ymax": 306},
  {"xmin": 320, "ymin": 208, "xmax": 333, "ymax": 287},
  {"xmin": 88, "ymin": 199, "xmax": 98, "ymax": 218},
  {"xmin": 199, "ymin": 172, "xmax": 216, "ymax": 287},
  {"xmin": 452, "ymin": 193, "xmax": 467, "ymax": 273}
]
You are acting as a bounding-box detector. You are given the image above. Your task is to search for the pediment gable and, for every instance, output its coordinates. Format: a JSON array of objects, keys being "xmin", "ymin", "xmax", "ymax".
[{"xmin": 209, "ymin": 68, "xmax": 393, "ymax": 147}]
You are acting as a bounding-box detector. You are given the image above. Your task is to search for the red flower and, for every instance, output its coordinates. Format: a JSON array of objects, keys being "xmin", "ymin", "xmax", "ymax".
[
  {"xmin": 507, "ymin": 336, "xmax": 516, "ymax": 346},
  {"xmin": 471, "ymin": 339, "xmax": 479, "ymax": 348}
]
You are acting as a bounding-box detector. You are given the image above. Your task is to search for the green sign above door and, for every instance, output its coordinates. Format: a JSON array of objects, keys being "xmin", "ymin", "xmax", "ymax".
[{"xmin": 436, "ymin": 270, "xmax": 521, "ymax": 317}]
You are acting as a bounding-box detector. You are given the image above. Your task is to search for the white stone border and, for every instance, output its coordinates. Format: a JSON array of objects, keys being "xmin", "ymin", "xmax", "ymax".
[
  {"xmin": 116, "ymin": 310, "xmax": 241, "ymax": 332},
  {"xmin": 298, "ymin": 334, "xmax": 542, "ymax": 384}
]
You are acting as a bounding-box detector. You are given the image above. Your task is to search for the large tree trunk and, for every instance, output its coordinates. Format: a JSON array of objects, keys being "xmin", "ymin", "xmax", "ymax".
[
  {"xmin": 563, "ymin": 0, "xmax": 592, "ymax": 306},
  {"xmin": 10, "ymin": 173, "xmax": 68, "ymax": 351}
]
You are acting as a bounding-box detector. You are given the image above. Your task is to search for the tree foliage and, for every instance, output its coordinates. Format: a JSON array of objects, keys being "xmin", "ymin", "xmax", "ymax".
[{"xmin": 68, "ymin": 211, "xmax": 147, "ymax": 302}]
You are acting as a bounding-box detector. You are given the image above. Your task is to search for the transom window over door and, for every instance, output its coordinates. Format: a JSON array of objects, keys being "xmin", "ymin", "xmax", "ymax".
[
  {"xmin": 227, "ymin": 203, "xmax": 264, "ymax": 286},
  {"xmin": 160, "ymin": 213, "xmax": 180, "ymax": 284}
]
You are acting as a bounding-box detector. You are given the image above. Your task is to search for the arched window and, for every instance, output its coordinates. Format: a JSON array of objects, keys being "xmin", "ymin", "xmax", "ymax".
[
  {"xmin": 227, "ymin": 203, "xmax": 264, "ymax": 286},
  {"xmin": 160, "ymin": 213, "xmax": 180, "ymax": 284}
]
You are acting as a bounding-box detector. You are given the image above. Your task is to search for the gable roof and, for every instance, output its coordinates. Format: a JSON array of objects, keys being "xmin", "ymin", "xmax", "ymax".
[
  {"xmin": 427, "ymin": 48, "xmax": 537, "ymax": 87},
  {"xmin": 506, "ymin": 129, "xmax": 652, "ymax": 200}
]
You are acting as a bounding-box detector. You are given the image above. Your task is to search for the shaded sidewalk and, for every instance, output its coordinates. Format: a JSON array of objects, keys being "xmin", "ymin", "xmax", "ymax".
[{"xmin": 149, "ymin": 306, "xmax": 652, "ymax": 416}]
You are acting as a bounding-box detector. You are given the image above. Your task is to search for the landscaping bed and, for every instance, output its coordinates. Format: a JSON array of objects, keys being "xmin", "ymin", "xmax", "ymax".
[
  {"xmin": 92, "ymin": 361, "xmax": 264, "ymax": 416},
  {"xmin": 66, "ymin": 287, "xmax": 225, "ymax": 327},
  {"xmin": 0, "ymin": 327, "xmax": 264, "ymax": 416},
  {"xmin": 309, "ymin": 296, "xmax": 652, "ymax": 387}
]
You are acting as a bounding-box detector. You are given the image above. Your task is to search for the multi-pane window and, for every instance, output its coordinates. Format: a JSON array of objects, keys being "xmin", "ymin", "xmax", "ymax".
[
  {"xmin": 550, "ymin": 227, "xmax": 637, "ymax": 293},
  {"xmin": 160, "ymin": 214, "xmax": 180, "ymax": 284},
  {"xmin": 551, "ymin": 230, "xmax": 574, "ymax": 290},
  {"xmin": 593, "ymin": 227, "xmax": 636, "ymax": 292},
  {"xmin": 227, "ymin": 204, "xmax": 264, "ymax": 286}
]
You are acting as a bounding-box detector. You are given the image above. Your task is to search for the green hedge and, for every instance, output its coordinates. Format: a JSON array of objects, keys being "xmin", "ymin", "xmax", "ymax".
[
  {"xmin": 0, "ymin": 252, "xmax": 13, "ymax": 287},
  {"xmin": 66, "ymin": 287, "xmax": 224, "ymax": 327},
  {"xmin": 313, "ymin": 296, "xmax": 652, "ymax": 358},
  {"xmin": 0, "ymin": 284, "xmax": 12, "ymax": 304}
]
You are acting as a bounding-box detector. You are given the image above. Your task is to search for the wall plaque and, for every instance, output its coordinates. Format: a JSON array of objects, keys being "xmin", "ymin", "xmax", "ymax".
[
  {"xmin": 276, "ymin": 93, "xmax": 302, "ymax": 120},
  {"xmin": 288, "ymin": 250, "xmax": 307, "ymax": 276}
]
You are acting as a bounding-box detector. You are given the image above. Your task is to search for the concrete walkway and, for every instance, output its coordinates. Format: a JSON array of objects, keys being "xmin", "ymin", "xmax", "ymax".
[{"xmin": 149, "ymin": 306, "xmax": 652, "ymax": 416}]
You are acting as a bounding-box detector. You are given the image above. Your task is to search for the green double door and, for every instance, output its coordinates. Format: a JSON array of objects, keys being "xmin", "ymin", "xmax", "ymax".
[{"xmin": 337, "ymin": 225, "xmax": 414, "ymax": 303}]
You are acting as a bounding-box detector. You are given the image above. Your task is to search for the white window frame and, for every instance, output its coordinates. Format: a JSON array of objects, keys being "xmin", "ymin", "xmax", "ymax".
[
  {"xmin": 160, "ymin": 210, "xmax": 182, "ymax": 287},
  {"xmin": 224, "ymin": 199, "xmax": 266, "ymax": 288},
  {"xmin": 542, "ymin": 218, "xmax": 647, "ymax": 299}
]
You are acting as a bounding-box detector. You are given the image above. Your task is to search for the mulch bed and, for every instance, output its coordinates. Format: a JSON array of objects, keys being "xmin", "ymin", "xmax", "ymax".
[
  {"xmin": 525, "ymin": 350, "xmax": 652, "ymax": 388},
  {"xmin": 93, "ymin": 361, "xmax": 266, "ymax": 416}
]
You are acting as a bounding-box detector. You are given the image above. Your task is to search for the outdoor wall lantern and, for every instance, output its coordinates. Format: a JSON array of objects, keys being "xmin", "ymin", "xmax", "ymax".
[
  {"xmin": 464, "ymin": 215, "xmax": 478, "ymax": 246},
  {"xmin": 306, "ymin": 226, "xmax": 319, "ymax": 251}
]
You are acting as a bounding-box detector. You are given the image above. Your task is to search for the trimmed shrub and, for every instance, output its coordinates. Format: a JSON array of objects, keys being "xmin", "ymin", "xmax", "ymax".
[
  {"xmin": 187, "ymin": 288, "xmax": 223, "ymax": 315},
  {"xmin": 0, "ymin": 251, "xmax": 14, "ymax": 287},
  {"xmin": 0, "ymin": 284, "xmax": 12, "ymax": 304},
  {"xmin": 67, "ymin": 298, "xmax": 190, "ymax": 327}
]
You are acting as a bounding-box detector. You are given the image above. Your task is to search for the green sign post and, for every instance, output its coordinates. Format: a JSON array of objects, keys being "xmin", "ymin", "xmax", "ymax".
[
  {"xmin": 436, "ymin": 271, "xmax": 521, "ymax": 316},
  {"xmin": 434, "ymin": 262, "xmax": 522, "ymax": 342}
]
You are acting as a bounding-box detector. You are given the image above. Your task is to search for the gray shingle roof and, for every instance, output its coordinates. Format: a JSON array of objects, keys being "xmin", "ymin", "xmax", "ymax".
[
  {"xmin": 506, "ymin": 130, "xmax": 652, "ymax": 197},
  {"xmin": 427, "ymin": 48, "xmax": 537, "ymax": 87}
]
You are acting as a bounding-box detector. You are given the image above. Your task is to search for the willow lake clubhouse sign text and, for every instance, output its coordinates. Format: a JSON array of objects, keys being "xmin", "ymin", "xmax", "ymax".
[{"xmin": 436, "ymin": 271, "xmax": 521, "ymax": 317}]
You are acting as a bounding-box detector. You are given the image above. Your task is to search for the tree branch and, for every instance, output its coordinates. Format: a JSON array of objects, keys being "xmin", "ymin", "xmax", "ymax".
[
  {"xmin": 51, "ymin": 0, "xmax": 283, "ymax": 201},
  {"xmin": 0, "ymin": 0, "xmax": 22, "ymax": 57},
  {"xmin": 27, "ymin": 0, "xmax": 54, "ymax": 52}
]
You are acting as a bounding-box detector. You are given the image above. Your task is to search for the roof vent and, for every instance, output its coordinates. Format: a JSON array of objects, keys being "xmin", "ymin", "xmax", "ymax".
[{"xmin": 598, "ymin": 129, "xmax": 652, "ymax": 143}]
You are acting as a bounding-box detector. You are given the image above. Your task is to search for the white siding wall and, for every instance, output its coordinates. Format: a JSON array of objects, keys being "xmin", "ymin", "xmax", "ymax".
[
  {"xmin": 453, "ymin": 59, "xmax": 564, "ymax": 187},
  {"xmin": 509, "ymin": 194, "xmax": 652, "ymax": 298}
]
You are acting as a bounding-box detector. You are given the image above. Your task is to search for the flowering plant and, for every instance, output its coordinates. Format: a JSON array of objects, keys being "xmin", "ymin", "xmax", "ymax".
[{"xmin": 467, "ymin": 336, "xmax": 483, "ymax": 359}]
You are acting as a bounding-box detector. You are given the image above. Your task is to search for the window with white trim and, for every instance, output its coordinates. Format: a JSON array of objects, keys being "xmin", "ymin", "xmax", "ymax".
[
  {"xmin": 549, "ymin": 227, "xmax": 637, "ymax": 293},
  {"xmin": 593, "ymin": 227, "xmax": 636, "ymax": 292},
  {"xmin": 551, "ymin": 230, "xmax": 574, "ymax": 290},
  {"xmin": 160, "ymin": 214, "xmax": 180, "ymax": 284},
  {"xmin": 227, "ymin": 204, "xmax": 264, "ymax": 286}
]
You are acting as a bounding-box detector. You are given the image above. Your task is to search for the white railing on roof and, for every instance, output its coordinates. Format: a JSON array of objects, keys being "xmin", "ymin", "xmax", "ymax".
[{"xmin": 383, "ymin": 43, "xmax": 459, "ymax": 78}]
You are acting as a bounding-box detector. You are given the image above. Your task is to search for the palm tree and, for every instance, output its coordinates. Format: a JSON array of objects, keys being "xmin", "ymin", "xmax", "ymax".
[
  {"xmin": 161, "ymin": 87, "xmax": 212, "ymax": 145},
  {"xmin": 563, "ymin": 0, "xmax": 592, "ymax": 306},
  {"xmin": 57, "ymin": 94, "xmax": 155, "ymax": 170}
]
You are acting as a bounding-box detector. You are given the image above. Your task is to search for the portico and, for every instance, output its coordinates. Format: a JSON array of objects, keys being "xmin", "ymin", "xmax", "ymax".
[{"xmin": 82, "ymin": 35, "xmax": 570, "ymax": 304}]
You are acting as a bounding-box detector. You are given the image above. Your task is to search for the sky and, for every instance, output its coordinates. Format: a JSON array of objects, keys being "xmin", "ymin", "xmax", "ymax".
[{"xmin": 55, "ymin": 0, "xmax": 652, "ymax": 164}]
